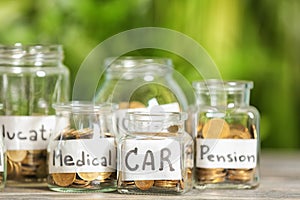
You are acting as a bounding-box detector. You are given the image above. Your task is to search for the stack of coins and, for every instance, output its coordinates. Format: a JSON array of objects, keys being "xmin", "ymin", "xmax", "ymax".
[
  {"xmin": 197, "ymin": 118, "xmax": 256, "ymax": 184},
  {"xmin": 49, "ymin": 128, "xmax": 115, "ymax": 189},
  {"xmin": 7, "ymin": 149, "xmax": 47, "ymax": 181}
]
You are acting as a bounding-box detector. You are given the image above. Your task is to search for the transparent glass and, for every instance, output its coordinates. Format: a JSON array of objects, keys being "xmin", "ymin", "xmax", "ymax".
[
  {"xmin": 0, "ymin": 134, "xmax": 6, "ymax": 191},
  {"xmin": 192, "ymin": 80, "xmax": 260, "ymax": 189},
  {"xmin": 118, "ymin": 112, "xmax": 193, "ymax": 195},
  {"xmin": 47, "ymin": 102, "xmax": 117, "ymax": 192},
  {"xmin": 95, "ymin": 57, "xmax": 188, "ymax": 138},
  {"xmin": 0, "ymin": 44, "xmax": 69, "ymax": 186}
]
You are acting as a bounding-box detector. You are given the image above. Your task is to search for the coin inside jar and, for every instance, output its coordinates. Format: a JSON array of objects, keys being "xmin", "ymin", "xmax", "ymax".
[
  {"xmin": 134, "ymin": 180, "xmax": 154, "ymax": 190},
  {"xmin": 77, "ymin": 172, "xmax": 99, "ymax": 181},
  {"xmin": 7, "ymin": 150, "xmax": 27, "ymax": 162},
  {"xmin": 52, "ymin": 173, "xmax": 76, "ymax": 187},
  {"xmin": 202, "ymin": 118, "xmax": 230, "ymax": 138},
  {"xmin": 98, "ymin": 172, "xmax": 112, "ymax": 180}
]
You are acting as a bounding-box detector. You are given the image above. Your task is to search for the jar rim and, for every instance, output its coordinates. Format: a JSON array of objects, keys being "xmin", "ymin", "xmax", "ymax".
[
  {"xmin": 126, "ymin": 111, "xmax": 187, "ymax": 121},
  {"xmin": 193, "ymin": 79, "xmax": 253, "ymax": 91},
  {"xmin": 53, "ymin": 101, "xmax": 118, "ymax": 113},
  {"xmin": 0, "ymin": 43, "xmax": 63, "ymax": 63},
  {"xmin": 105, "ymin": 56, "xmax": 173, "ymax": 73}
]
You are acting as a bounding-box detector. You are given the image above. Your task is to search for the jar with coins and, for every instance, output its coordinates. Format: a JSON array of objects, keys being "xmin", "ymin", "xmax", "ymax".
[
  {"xmin": 118, "ymin": 112, "xmax": 193, "ymax": 195},
  {"xmin": 0, "ymin": 134, "xmax": 6, "ymax": 190},
  {"xmin": 94, "ymin": 57, "xmax": 188, "ymax": 138},
  {"xmin": 192, "ymin": 80, "xmax": 260, "ymax": 189},
  {"xmin": 47, "ymin": 102, "xmax": 117, "ymax": 192},
  {"xmin": 0, "ymin": 44, "xmax": 69, "ymax": 186}
]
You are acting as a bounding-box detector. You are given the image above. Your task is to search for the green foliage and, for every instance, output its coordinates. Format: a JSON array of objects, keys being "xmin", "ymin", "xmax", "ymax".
[{"xmin": 0, "ymin": 0, "xmax": 299, "ymax": 149}]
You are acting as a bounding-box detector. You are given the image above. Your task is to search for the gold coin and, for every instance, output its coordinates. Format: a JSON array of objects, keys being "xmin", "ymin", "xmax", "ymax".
[
  {"xmin": 27, "ymin": 150, "xmax": 43, "ymax": 154},
  {"xmin": 7, "ymin": 160, "xmax": 14, "ymax": 175},
  {"xmin": 167, "ymin": 125, "xmax": 179, "ymax": 133},
  {"xmin": 52, "ymin": 173, "xmax": 76, "ymax": 187},
  {"xmin": 98, "ymin": 172, "xmax": 112, "ymax": 180},
  {"xmin": 77, "ymin": 172, "xmax": 99, "ymax": 181},
  {"xmin": 129, "ymin": 101, "xmax": 146, "ymax": 109},
  {"xmin": 229, "ymin": 129, "xmax": 252, "ymax": 139},
  {"xmin": 202, "ymin": 118, "xmax": 230, "ymax": 138},
  {"xmin": 7, "ymin": 150, "xmax": 27, "ymax": 162},
  {"xmin": 135, "ymin": 180, "xmax": 154, "ymax": 190},
  {"xmin": 154, "ymin": 180, "xmax": 178, "ymax": 188}
]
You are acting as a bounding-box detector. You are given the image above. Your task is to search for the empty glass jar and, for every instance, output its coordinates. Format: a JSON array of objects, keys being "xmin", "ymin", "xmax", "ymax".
[
  {"xmin": 193, "ymin": 80, "xmax": 260, "ymax": 189},
  {"xmin": 0, "ymin": 44, "xmax": 69, "ymax": 186},
  {"xmin": 47, "ymin": 102, "xmax": 117, "ymax": 192},
  {"xmin": 118, "ymin": 112, "xmax": 193, "ymax": 195}
]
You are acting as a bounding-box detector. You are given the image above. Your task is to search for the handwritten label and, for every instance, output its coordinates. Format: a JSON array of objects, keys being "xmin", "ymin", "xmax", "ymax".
[
  {"xmin": 49, "ymin": 138, "xmax": 116, "ymax": 173},
  {"xmin": 120, "ymin": 139, "xmax": 181, "ymax": 181},
  {"xmin": 0, "ymin": 116, "xmax": 55, "ymax": 150},
  {"xmin": 196, "ymin": 139, "xmax": 257, "ymax": 169}
]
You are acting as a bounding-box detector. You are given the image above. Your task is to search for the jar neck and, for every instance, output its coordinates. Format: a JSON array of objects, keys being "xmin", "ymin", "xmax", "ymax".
[
  {"xmin": 105, "ymin": 57, "xmax": 173, "ymax": 79},
  {"xmin": 0, "ymin": 44, "xmax": 63, "ymax": 67},
  {"xmin": 193, "ymin": 80, "xmax": 253, "ymax": 107},
  {"xmin": 126, "ymin": 112, "xmax": 186, "ymax": 134}
]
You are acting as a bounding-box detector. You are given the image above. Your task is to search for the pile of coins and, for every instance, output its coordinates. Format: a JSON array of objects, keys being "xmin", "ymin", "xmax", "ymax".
[
  {"xmin": 49, "ymin": 128, "xmax": 116, "ymax": 189},
  {"xmin": 120, "ymin": 179, "xmax": 184, "ymax": 191},
  {"xmin": 7, "ymin": 149, "xmax": 47, "ymax": 182},
  {"xmin": 196, "ymin": 118, "xmax": 256, "ymax": 184},
  {"xmin": 49, "ymin": 172, "xmax": 114, "ymax": 188}
]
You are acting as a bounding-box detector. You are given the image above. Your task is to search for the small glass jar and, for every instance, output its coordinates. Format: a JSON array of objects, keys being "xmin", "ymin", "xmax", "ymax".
[
  {"xmin": 47, "ymin": 102, "xmax": 117, "ymax": 192},
  {"xmin": 118, "ymin": 112, "xmax": 193, "ymax": 195},
  {"xmin": 0, "ymin": 134, "xmax": 6, "ymax": 190},
  {"xmin": 95, "ymin": 57, "xmax": 188, "ymax": 138},
  {"xmin": 0, "ymin": 44, "xmax": 69, "ymax": 186},
  {"xmin": 192, "ymin": 80, "xmax": 260, "ymax": 189}
]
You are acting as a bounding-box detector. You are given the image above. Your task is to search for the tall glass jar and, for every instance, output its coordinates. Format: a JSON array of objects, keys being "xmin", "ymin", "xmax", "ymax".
[
  {"xmin": 0, "ymin": 44, "xmax": 69, "ymax": 186},
  {"xmin": 193, "ymin": 80, "xmax": 260, "ymax": 189},
  {"xmin": 94, "ymin": 57, "xmax": 188, "ymax": 138},
  {"xmin": 118, "ymin": 112, "xmax": 193, "ymax": 195},
  {"xmin": 47, "ymin": 102, "xmax": 117, "ymax": 192}
]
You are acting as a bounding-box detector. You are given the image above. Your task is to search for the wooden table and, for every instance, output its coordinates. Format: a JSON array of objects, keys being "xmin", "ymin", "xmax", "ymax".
[{"xmin": 0, "ymin": 150, "xmax": 299, "ymax": 199}]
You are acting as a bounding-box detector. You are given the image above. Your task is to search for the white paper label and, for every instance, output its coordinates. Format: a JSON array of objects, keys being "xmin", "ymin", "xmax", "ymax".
[
  {"xmin": 0, "ymin": 116, "xmax": 55, "ymax": 150},
  {"xmin": 120, "ymin": 139, "xmax": 182, "ymax": 181},
  {"xmin": 196, "ymin": 139, "xmax": 257, "ymax": 169},
  {"xmin": 0, "ymin": 151, "xmax": 3, "ymax": 172},
  {"xmin": 49, "ymin": 138, "xmax": 116, "ymax": 173}
]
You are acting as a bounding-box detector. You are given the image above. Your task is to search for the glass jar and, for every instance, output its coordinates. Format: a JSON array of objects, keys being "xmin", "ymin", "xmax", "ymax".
[
  {"xmin": 47, "ymin": 102, "xmax": 117, "ymax": 192},
  {"xmin": 0, "ymin": 134, "xmax": 6, "ymax": 190},
  {"xmin": 193, "ymin": 80, "xmax": 260, "ymax": 189},
  {"xmin": 94, "ymin": 57, "xmax": 188, "ymax": 138},
  {"xmin": 0, "ymin": 44, "xmax": 69, "ymax": 186},
  {"xmin": 118, "ymin": 112, "xmax": 193, "ymax": 195}
]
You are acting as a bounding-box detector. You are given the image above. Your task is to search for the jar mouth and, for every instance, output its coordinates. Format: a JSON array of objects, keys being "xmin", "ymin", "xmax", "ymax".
[
  {"xmin": 53, "ymin": 101, "xmax": 117, "ymax": 113},
  {"xmin": 0, "ymin": 43, "xmax": 63, "ymax": 65},
  {"xmin": 126, "ymin": 112, "xmax": 187, "ymax": 122},
  {"xmin": 193, "ymin": 79, "xmax": 253, "ymax": 92},
  {"xmin": 105, "ymin": 56, "xmax": 173, "ymax": 74}
]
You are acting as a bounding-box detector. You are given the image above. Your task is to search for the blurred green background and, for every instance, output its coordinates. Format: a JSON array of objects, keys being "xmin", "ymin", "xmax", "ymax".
[{"xmin": 0, "ymin": 0, "xmax": 299, "ymax": 149}]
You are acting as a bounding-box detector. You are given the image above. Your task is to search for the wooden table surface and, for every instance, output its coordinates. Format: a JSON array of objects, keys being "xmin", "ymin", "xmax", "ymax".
[{"xmin": 0, "ymin": 150, "xmax": 299, "ymax": 200}]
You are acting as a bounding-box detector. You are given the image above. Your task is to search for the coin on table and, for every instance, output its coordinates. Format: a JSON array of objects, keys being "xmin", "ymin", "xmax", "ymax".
[
  {"xmin": 52, "ymin": 173, "xmax": 76, "ymax": 187},
  {"xmin": 135, "ymin": 180, "xmax": 154, "ymax": 190},
  {"xmin": 202, "ymin": 118, "xmax": 230, "ymax": 138},
  {"xmin": 77, "ymin": 172, "xmax": 99, "ymax": 181},
  {"xmin": 7, "ymin": 150, "xmax": 27, "ymax": 162}
]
